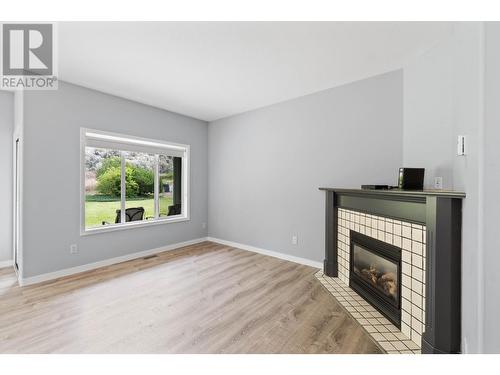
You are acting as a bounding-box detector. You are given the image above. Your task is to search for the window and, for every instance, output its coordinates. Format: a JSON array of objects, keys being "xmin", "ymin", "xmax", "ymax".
[{"xmin": 81, "ymin": 129, "xmax": 189, "ymax": 234}]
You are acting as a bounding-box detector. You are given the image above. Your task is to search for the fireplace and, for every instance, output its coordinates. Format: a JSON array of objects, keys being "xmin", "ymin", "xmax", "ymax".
[
  {"xmin": 321, "ymin": 188, "xmax": 464, "ymax": 353},
  {"xmin": 349, "ymin": 231, "xmax": 401, "ymax": 327}
]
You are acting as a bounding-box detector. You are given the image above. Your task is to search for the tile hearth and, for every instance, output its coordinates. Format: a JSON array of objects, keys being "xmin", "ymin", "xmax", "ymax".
[
  {"xmin": 315, "ymin": 207, "xmax": 428, "ymax": 354},
  {"xmin": 315, "ymin": 271, "xmax": 420, "ymax": 354}
]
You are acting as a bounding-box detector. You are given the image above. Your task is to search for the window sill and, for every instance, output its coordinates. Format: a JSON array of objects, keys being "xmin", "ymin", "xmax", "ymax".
[{"xmin": 80, "ymin": 215, "xmax": 190, "ymax": 236}]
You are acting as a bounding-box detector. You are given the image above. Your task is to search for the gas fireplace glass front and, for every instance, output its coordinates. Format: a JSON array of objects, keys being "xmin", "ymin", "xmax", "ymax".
[
  {"xmin": 352, "ymin": 244, "xmax": 399, "ymax": 302},
  {"xmin": 349, "ymin": 231, "xmax": 401, "ymax": 327}
]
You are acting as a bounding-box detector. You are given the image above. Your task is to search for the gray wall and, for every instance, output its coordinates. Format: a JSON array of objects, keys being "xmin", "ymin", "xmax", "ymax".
[
  {"xmin": 451, "ymin": 23, "xmax": 484, "ymax": 354},
  {"xmin": 0, "ymin": 91, "xmax": 13, "ymax": 263},
  {"xmin": 21, "ymin": 82, "xmax": 208, "ymax": 278},
  {"xmin": 403, "ymin": 35, "xmax": 454, "ymax": 189},
  {"xmin": 484, "ymin": 22, "xmax": 500, "ymax": 354},
  {"xmin": 208, "ymin": 70, "xmax": 403, "ymax": 263},
  {"xmin": 402, "ymin": 23, "xmax": 484, "ymax": 353}
]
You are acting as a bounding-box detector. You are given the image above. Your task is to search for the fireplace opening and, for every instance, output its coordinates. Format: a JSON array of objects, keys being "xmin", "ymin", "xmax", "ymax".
[
  {"xmin": 349, "ymin": 231, "xmax": 401, "ymax": 327},
  {"xmin": 352, "ymin": 245, "xmax": 399, "ymax": 302}
]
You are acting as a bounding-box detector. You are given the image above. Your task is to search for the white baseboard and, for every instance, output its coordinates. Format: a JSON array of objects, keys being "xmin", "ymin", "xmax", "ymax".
[
  {"xmin": 19, "ymin": 237, "xmax": 208, "ymax": 286},
  {"xmin": 207, "ymin": 237, "xmax": 322, "ymax": 269},
  {"xmin": 18, "ymin": 236, "xmax": 321, "ymax": 286},
  {"xmin": 0, "ymin": 259, "xmax": 13, "ymax": 269}
]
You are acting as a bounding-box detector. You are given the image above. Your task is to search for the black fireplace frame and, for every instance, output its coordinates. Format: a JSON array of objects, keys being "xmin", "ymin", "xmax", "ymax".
[{"xmin": 349, "ymin": 231, "xmax": 402, "ymax": 328}]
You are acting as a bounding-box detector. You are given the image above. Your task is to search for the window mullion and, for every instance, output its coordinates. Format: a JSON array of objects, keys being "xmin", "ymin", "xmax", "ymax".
[
  {"xmin": 120, "ymin": 152, "xmax": 126, "ymax": 224},
  {"xmin": 154, "ymin": 154, "xmax": 159, "ymax": 220}
]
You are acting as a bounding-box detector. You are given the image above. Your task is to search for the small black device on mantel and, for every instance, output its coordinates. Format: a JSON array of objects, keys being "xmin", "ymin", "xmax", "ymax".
[
  {"xmin": 398, "ymin": 168, "xmax": 425, "ymax": 190},
  {"xmin": 361, "ymin": 185, "xmax": 390, "ymax": 190}
]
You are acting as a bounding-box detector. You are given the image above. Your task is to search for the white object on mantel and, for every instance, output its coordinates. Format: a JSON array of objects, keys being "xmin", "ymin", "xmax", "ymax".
[{"xmin": 457, "ymin": 135, "xmax": 467, "ymax": 156}]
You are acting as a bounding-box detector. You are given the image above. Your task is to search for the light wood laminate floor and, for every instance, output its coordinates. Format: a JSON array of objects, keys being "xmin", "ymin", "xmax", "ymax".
[{"xmin": 0, "ymin": 241, "xmax": 381, "ymax": 354}]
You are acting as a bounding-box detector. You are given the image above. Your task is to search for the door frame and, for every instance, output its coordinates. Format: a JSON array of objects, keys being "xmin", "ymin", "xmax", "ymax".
[{"xmin": 12, "ymin": 135, "xmax": 23, "ymax": 278}]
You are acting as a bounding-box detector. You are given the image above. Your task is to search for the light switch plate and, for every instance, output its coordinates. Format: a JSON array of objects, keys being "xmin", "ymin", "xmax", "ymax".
[{"xmin": 457, "ymin": 135, "xmax": 466, "ymax": 156}]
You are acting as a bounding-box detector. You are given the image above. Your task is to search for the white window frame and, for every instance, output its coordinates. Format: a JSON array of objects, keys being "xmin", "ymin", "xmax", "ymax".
[{"xmin": 80, "ymin": 128, "xmax": 190, "ymax": 236}]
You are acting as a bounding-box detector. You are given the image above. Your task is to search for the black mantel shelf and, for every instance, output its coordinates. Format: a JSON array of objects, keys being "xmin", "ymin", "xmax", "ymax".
[
  {"xmin": 319, "ymin": 187, "xmax": 466, "ymax": 199},
  {"xmin": 320, "ymin": 187, "xmax": 464, "ymax": 354}
]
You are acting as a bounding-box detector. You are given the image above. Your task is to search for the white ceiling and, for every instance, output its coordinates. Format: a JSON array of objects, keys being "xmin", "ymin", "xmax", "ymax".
[{"xmin": 58, "ymin": 22, "xmax": 453, "ymax": 121}]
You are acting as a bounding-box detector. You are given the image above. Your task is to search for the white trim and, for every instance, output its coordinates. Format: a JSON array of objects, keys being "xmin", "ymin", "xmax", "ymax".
[
  {"xmin": 476, "ymin": 22, "xmax": 486, "ymax": 353},
  {"xmin": 18, "ymin": 237, "xmax": 207, "ymax": 286},
  {"xmin": 85, "ymin": 129, "xmax": 187, "ymax": 157},
  {"xmin": 207, "ymin": 237, "xmax": 322, "ymax": 269},
  {"xmin": 12, "ymin": 91, "xmax": 23, "ymax": 278},
  {"xmin": 183, "ymin": 144, "xmax": 190, "ymax": 220},
  {"xmin": 0, "ymin": 260, "xmax": 13, "ymax": 269},
  {"xmin": 120, "ymin": 151, "xmax": 126, "ymax": 224},
  {"xmin": 154, "ymin": 154, "xmax": 159, "ymax": 219},
  {"xmin": 80, "ymin": 127, "xmax": 86, "ymax": 237},
  {"xmin": 81, "ymin": 216, "xmax": 190, "ymax": 236}
]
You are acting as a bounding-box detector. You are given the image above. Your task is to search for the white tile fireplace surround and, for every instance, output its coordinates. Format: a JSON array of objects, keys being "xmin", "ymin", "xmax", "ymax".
[{"xmin": 316, "ymin": 208, "xmax": 426, "ymax": 354}]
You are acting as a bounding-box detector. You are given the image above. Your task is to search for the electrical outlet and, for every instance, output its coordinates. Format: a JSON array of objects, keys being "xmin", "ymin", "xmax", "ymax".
[
  {"xmin": 202, "ymin": 222, "xmax": 207, "ymax": 229},
  {"xmin": 70, "ymin": 244, "xmax": 78, "ymax": 254},
  {"xmin": 291, "ymin": 235, "xmax": 298, "ymax": 245},
  {"xmin": 434, "ymin": 177, "xmax": 443, "ymax": 190}
]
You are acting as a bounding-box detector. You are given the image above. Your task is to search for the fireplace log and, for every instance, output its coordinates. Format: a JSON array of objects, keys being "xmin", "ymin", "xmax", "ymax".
[{"xmin": 378, "ymin": 272, "xmax": 398, "ymax": 299}]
